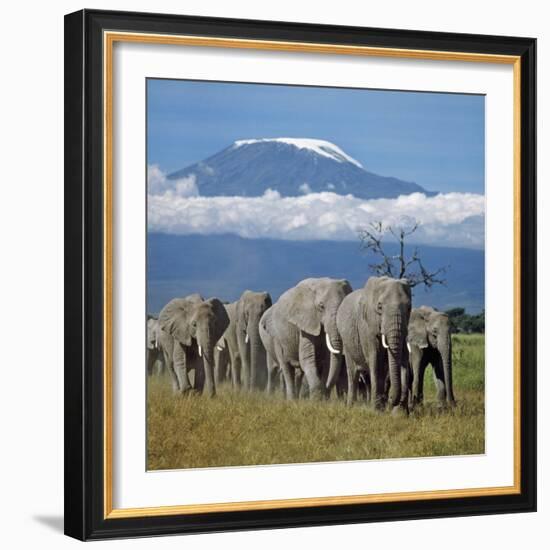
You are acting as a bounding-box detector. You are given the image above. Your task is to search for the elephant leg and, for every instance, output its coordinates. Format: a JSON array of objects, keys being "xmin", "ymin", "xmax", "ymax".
[
  {"xmin": 400, "ymin": 362, "xmax": 411, "ymax": 409},
  {"xmin": 280, "ymin": 370, "xmax": 286, "ymax": 395},
  {"xmin": 146, "ymin": 349, "xmax": 155, "ymax": 376},
  {"xmin": 275, "ymin": 342, "xmax": 295, "ymax": 400},
  {"xmin": 361, "ymin": 371, "xmax": 372, "ymax": 403},
  {"xmin": 173, "ymin": 344, "xmax": 192, "ymax": 393},
  {"xmin": 266, "ymin": 356, "xmax": 279, "ymax": 394},
  {"xmin": 214, "ymin": 347, "xmax": 228, "ymax": 387},
  {"xmin": 155, "ymin": 350, "xmax": 165, "ymax": 376},
  {"xmin": 368, "ymin": 347, "xmax": 386, "ymax": 411},
  {"xmin": 214, "ymin": 350, "xmax": 221, "ymax": 387},
  {"xmin": 230, "ymin": 352, "xmax": 242, "ymax": 390},
  {"xmin": 239, "ymin": 339, "xmax": 251, "ymax": 391},
  {"xmin": 411, "ymin": 351, "xmax": 424, "ymax": 405},
  {"xmin": 432, "ymin": 358, "xmax": 447, "ymax": 403},
  {"xmin": 280, "ymin": 363, "xmax": 296, "ymax": 400},
  {"xmin": 194, "ymin": 357, "xmax": 205, "ymax": 393},
  {"xmin": 163, "ymin": 348, "xmax": 180, "ymax": 394},
  {"xmin": 299, "ymin": 333, "xmax": 324, "ymax": 400},
  {"xmin": 270, "ymin": 366, "xmax": 281, "ymax": 395},
  {"xmin": 295, "ymin": 369, "xmax": 306, "ymax": 398},
  {"xmin": 346, "ymin": 361, "xmax": 359, "ymax": 407}
]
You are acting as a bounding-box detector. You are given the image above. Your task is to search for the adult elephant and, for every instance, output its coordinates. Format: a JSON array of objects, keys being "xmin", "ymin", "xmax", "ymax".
[
  {"xmin": 338, "ymin": 277, "xmax": 411, "ymax": 414},
  {"xmin": 408, "ymin": 306, "xmax": 455, "ymax": 407},
  {"xmin": 158, "ymin": 294, "xmax": 229, "ymax": 397},
  {"xmin": 269, "ymin": 277, "xmax": 352, "ymax": 400},
  {"xmin": 146, "ymin": 316, "xmax": 165, "ymax": 376},
  {"xmin": 236, "ymin": 290, "xmax": 272, "ymax": 391}
]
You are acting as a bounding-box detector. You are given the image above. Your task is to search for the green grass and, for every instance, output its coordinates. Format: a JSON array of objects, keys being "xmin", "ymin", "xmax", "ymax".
[{"xmin": 147, "ymin": 334, "xmax": 485, "ymax": 470}]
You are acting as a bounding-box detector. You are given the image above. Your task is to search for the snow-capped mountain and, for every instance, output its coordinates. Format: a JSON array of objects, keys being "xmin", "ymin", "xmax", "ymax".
[{"xmin": 167, "ymin": 138, "xmax": 434, "ymax": 199}]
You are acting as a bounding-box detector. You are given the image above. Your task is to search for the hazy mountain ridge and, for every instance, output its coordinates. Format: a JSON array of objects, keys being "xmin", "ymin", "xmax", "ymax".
[
  {"xmin": 167, "ymin": 138, "xmax": 435, "ymax": 199},
  {"xmin": 147, "ymin": 233, "xmax": 484, "ymax": 315}
]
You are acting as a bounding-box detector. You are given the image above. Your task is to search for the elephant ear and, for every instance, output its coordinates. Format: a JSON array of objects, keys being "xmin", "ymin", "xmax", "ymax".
[
  {"xmin": 158, "ymin": 298, "xmax": 194, "ymax": 346},
  {"xmin": 363, "ymin": 277, "xmax": 384, "ymax": 322},
  {"xmin": 206, "ymin": 297, "xmax": 230, "ymax": 341},
  {"xmin": 262, "ymin": 291, "xmax": 273, "ymax": 309},
  {"xmin": 287, "ymin": 285, "xmax": 321, "ymax": 336},
  {"xmin": 167, "ymin": 311, "xmax": 194, "ymax": 346},
  {"xmin": 408, "ymin": 309, "xmax": 429, "ymax": 349},
  {"xmin": 260, "ymin": 307, "xmax": 272, "ymax": 334},
  {"xmin": 398, "ymin": 278, "xmax": 412, "ymax": 299},
  {"xmin": 338, "ymin": 279, "xmax": 353, "ymax": 296}
]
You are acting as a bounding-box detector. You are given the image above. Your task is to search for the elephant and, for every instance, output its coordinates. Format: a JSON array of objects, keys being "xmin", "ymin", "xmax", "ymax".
[
  {"xmin": 407, "ymin": 306, "xmax": 456, "ymax": 407},
  {"xmin": 235, "ymin": 290, "xmax": 273, "ymax": 391},
  {"xmin": 146, "ymin": 316, "xmax": 165, "ymax": 376},
  {"xmin": 158, "ymin": 294, "xmax": 230, "ymax": 397},
  {"xmin": 268, "ymin": 277, "xmax": 352, "ymax": 400},
  {"xmin": 337, "ymin": 276, "xmax": 411, "ymax": 414}
]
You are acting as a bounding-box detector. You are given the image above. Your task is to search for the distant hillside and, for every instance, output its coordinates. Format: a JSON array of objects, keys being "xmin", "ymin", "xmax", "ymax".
[
  {"xmin": 147, "ymin": 233, "xmax": 484, "ymax": 315},
  {"xmin": 167, "ymin": 138, "xmax": 434, "ymax": 199}
]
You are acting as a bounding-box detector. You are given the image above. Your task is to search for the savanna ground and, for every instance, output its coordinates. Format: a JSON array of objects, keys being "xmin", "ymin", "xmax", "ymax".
[{"xmin": 147, "ymin": 334, "xmax": 484, "ymax": 470}]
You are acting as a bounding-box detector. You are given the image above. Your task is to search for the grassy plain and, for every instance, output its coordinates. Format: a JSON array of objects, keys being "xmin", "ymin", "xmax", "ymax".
[{"xmin": 147, "ymin": 334, "xmax": 485, "ymax": 470}]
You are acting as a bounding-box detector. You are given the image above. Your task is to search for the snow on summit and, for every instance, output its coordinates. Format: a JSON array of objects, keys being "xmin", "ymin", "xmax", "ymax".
[{"xmin": 233, "ymin": 138, "xmax": 363, "ymax": 168}]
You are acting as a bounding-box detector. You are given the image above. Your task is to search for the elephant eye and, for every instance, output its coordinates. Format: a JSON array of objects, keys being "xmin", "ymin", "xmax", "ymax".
[
  {"xmin": 376, "ymin": 302, "xmax": 383, "ymax": 313},
  {"xmin": 317, "ymin": 301, "xmax": 325, "ymax": 311},
  {"xmin": 191, "ymin": 321, "xmax": 197, "ymax": 328}
]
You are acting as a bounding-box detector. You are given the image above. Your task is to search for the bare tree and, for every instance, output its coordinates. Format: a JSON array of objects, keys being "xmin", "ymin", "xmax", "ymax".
[{"xmin": 358, "ymin": 220, "xmax": 447, "ymax": 289}]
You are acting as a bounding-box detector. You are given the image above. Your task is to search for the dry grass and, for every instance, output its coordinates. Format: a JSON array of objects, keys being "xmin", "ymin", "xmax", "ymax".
[{"xmin": 147, "ymin": 334, "xmax": 485, "ymax": 470}]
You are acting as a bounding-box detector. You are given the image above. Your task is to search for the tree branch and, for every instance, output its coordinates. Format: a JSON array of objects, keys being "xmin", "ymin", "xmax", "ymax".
[{"xmin": 358, "ymin": 220, "xmax": 447, "ymax": 290}]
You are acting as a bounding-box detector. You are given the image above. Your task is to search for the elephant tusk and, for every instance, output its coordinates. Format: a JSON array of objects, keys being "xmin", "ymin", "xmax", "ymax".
[
  {"xmin": 407, "ymin": 342, "xmax": 411, "ymax": 353},
  {"xmin": 381, "ymin": 334, "xmax": 389, "ymax": 349},
  {"xmin": 154, "ymin": 337, "xmax": 159, "ymax": 350},
  {"xmin": 198, "ymin": 345, "xmax": 202, "ymax": 357},
  {"xmin": 216, "ymin": 345, "xmax": 223, "ymax": 351},
  {"xmin": 245, "ymin": 333, "xmax": 249, "ymax": 344},
  {"xmin": 325, "ymin": 333, "xmax": 341, "ymax": 355}
]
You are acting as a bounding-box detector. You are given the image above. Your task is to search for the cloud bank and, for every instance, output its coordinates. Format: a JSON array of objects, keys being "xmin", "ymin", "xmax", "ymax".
[{"xmin": 147, "ymin": 165, "xmax": 485, "ymax": 249}]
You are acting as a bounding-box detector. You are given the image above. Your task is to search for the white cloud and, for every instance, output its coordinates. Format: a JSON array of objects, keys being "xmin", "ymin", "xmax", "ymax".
[
  {"xmin": 148, "ymin": 187, "xmax": 485, "ymax": 249},
  {"xmin": 148, "ymin": 164, "xmax": 199, "ymax": 198},
  {"xmin": 299, "ymin": 182, "xmax": 312, "ymax": 194}
]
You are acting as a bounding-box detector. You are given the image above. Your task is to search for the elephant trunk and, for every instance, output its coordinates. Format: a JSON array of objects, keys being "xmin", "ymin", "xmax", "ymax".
[
  {"xmin": 325, "ymin": 314, "xmax": 343, "ymax": 354},
  {"xmin": 248, "ymin": 322, "xmax": 266, "ymax": 391},
  {"xmin": 385, "ymin": 313, "xmax": 404, "ymax": 410},
  {"xmin": 197, "ymin": 328, "xmax": 216, "ymax": 397},
  {"xmin": 325, "ymin": 314, "xmax": 343, "ymax": 392},
  {"xmin": 439, "ymin": 333, "xmax": 455, "ymax": 405},
  {"xmin": 326, "ymin": 352, "xmax": 343, "ymax": 394}
]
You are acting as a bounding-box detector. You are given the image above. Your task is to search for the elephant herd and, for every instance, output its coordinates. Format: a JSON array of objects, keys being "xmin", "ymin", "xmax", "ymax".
[{"xmin": 147, "ymin": 276, "xmax": 456, "ymax": 415}]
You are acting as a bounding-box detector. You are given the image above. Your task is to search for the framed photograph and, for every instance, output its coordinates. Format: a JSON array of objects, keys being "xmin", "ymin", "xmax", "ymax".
[{"xmin": 64, "ymin": 9, "xmax": 536, "ymax": 540}]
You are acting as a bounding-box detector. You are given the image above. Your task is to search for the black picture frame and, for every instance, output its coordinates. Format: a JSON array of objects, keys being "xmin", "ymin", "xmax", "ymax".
[{"xmin": 64, "ymin": 9, "xmax": 536, "ymax": 541}]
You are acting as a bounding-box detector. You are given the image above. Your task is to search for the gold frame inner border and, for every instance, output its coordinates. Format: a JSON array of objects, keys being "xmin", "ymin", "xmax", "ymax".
[{"xmin": 103, "ymin": 30, "xmax": 522, "ymax": 519}]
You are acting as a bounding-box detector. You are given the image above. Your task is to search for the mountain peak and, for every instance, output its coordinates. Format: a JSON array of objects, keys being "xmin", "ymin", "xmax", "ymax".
[
  {"xmin": 232, "ymin": 138, "xmax": 363, "ymax": 168},
  {"xmin": 167, "ymin": 138, "xmax": 434, "ymax": 200}
]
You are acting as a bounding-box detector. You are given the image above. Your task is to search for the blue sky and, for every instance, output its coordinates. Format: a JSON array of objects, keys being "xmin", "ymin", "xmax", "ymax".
[{"xmin": 147, "ymin": 78, "xmax": 485, "ymax": 194}]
